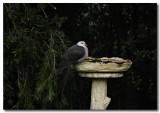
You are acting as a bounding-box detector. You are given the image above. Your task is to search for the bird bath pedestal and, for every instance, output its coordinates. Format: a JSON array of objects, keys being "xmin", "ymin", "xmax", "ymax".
[{"xmin": 75, "ymin": 57, "xmax": 132, "ymax": 110}]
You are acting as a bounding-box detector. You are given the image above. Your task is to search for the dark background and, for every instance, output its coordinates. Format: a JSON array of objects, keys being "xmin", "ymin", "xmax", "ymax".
[{"xmin": 4, "ymin": 3, "xmax": 157, "ymax": 110}]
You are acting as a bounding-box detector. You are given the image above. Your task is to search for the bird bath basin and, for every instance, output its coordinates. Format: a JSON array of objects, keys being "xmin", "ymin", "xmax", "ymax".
[{"xmin": 75, "ymin": 57, "xmax": 132, "ymax": 110}]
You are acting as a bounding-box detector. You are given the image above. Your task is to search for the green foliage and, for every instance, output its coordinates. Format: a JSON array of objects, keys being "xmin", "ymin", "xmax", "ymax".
[{"xmin": 4, "ymin": 3, "xmax": 71, "ymax": 109}]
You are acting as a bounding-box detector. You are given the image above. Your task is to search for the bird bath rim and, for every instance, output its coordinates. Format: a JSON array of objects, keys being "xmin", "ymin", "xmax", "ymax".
[
  {"xmin": 78, "ymin": 72, "xmax": 123, "ymax": 78},
  {"xmin": 75, "ymin": 57, "xmax": 132, "ymax": 73}
]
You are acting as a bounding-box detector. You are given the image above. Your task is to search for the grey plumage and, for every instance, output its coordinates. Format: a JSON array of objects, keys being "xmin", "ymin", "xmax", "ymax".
[{"xmin": 56, "ymin": 41, "xmax": 88, "ymax": 74}]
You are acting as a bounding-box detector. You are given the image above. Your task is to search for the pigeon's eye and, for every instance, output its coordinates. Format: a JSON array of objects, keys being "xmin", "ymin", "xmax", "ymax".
[{"xmin": 81, "ymin": 43, "xmax": 83, "ymax": 44}]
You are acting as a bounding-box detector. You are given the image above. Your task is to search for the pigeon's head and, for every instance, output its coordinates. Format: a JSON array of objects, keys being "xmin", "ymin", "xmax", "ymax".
[{"xmin": 77, "ymin": 41, "xmax": 87, "ymax": 47}]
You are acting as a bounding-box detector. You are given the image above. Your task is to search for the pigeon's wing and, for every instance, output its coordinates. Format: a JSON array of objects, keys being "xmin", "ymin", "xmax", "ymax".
[
  {"xmin": 57, "ymin": 45, "xmax": 85, "ymax": 68},
  {"xmin": 63, "ymin": 45, "xmax": 85, "ymax": 60}
]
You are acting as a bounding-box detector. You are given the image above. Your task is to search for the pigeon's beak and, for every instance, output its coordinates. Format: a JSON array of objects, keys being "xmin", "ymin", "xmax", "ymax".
[{"xmin": 85, "ymin": 44, "xmax": 87, "ymax": 46}]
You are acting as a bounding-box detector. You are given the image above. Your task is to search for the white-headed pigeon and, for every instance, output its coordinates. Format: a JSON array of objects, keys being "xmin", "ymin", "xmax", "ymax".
[{"xmin": 56, "ymin": 41, "xmax": 88, "ymax": 74}]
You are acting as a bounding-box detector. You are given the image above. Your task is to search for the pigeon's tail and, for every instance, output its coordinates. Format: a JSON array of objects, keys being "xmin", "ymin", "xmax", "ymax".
[
  {"xmin": 56, "ymin": 64, "xmax": 70, "ymax": 74},
  {"xmin": 56, "ymin": 65, "xmax": 68, "ymax": 74},
  {"xmin": 56, "ymin": 68, "xmax": 64, "ymax": 74}
]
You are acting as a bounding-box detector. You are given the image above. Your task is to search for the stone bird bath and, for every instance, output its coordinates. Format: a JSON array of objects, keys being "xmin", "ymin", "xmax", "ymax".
[{"xmin": 75, "ymin": 57, "xmax": 132, "ymax": 110}]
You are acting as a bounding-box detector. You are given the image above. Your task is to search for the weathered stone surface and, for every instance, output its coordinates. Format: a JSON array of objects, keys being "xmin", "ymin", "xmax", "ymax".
[
  {"xmin": 75, "ymin": 57, "xmax": 132, "ymax": 72},
  {"xmin": 90, "ymin": 79, "xmax": 111, "ymax": 110},
  {"xmin": 79, "ymin": 73, "xmax": 123, "ymax": 78}
]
